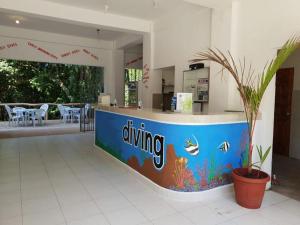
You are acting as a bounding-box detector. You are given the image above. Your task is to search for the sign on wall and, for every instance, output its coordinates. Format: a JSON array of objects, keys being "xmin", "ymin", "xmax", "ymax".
[{"xmin": 0, "ymin": 37, "xmax": 102, "ymax": 66}]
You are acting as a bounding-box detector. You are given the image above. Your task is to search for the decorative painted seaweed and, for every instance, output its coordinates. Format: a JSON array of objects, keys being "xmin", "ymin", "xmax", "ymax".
[{"xmin": 173, "ymin": 157, "xmax": 195, "ymax": 189}]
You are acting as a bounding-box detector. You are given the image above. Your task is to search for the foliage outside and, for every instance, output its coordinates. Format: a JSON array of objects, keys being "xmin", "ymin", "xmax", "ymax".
[
  {"xmin": 191, "ymin": 37, "xmax": 300, "ymax": 175},
  {"xmin": 0, "ymin": 59, "xmax": 104, "ymax": 119}
]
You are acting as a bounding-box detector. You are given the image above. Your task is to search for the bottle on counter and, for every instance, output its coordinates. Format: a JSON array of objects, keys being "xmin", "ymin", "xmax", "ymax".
[
  {"xmin": 171, "ymin": 96, "xmax": 177, "ymax": 112},
  {"xmin": 113, "ymin": 98, "xmax": 118, "ymax": 107},
  {"xmin": 138, "ymin": 99, "xmax": 143, "ymax": 109}
]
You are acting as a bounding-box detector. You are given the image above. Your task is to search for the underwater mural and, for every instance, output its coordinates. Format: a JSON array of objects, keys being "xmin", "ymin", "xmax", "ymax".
[{"xmin": 95, "ymin": 110, "xmax": 249, "ymax": 192}]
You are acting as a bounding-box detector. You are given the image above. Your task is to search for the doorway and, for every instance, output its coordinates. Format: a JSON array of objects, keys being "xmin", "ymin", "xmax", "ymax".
[
  {"xmin": 273, "ymin": 68, "xmax": 294, "ymax": 156},
  {"xmin": 123, "ymin": 44, "xmax": 143, "ymax": 107},
  {"xmin": 272, "ymin": 50, "xmax": 300, "ymax": 201}
]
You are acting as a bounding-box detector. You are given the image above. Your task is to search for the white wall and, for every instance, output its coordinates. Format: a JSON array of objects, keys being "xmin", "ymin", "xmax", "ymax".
[
  {"xmin": 153, "ymin": 4, "xmax": 211, "ymax": 96},
  {"xmin": 124, "ymin": 44, "xmax": 143, "ymax": 69},
  {"xmin": 209, "ymin": 7, "xmax": 232, "ymax": 112},
  {"xmin": 112, "ymin": 49, "xmax": 125, "ymax": 106},
  {"xmin": 0, "ymin": 25, "xmax": 116, "ymax": 99},
  {"xmin": 217, "ymin": 0, "xmax": 300, "ymax": 180},
  {"xmin": 281, "ymin": 50, "xmax": 300, "ymax": 159}
]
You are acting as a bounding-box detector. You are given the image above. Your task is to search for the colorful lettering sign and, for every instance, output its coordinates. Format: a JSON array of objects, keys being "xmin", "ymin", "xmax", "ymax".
[
  {"xmin": 125, "ymin": 56, "xmax": 143, "ymax": 67},
  {"xmin": 122, "ymin": 120, "xmax": 165, "ymax": 170}
]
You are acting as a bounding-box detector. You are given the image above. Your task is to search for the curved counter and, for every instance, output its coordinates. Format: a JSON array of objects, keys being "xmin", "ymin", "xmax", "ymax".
[{"xmin": 95, "ymin": 106, "xmax": 249, "ymax": 193}]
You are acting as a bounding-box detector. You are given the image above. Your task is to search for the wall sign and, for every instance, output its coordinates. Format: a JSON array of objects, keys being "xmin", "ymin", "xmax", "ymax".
[
  {"xmin": 142, "ymin": 64, "xmax": 150, "ymax": 88},
  {"xmin": 83, "ymin": 49, "xmax": 99, "ymax": 61},
  {"xmin": 61, "ymin": 49, "xmax": 81, "ymax": 58},
  {"xmin": 125, "ymin": 56, "xmax": 143, "ymax": 67},
  {"xmin": 0, "ymin": 42, "xmax": 18, "ymax": 51},
  {"xmin": 28, "ymin": 41, "xmax": 58, "ymax": 59},
  {"xmin": 0, "ymin": 39, "xmax": 100, "ymax": 62}
]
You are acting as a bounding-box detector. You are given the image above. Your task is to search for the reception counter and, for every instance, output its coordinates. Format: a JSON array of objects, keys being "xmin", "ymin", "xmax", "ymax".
[{"xmin": 95, "ymin": 106, "xmax": 249, "ymax": 192}]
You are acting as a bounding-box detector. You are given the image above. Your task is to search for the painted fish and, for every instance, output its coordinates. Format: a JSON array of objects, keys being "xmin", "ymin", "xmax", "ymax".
[
  {"xmin": 185, "ymin": 135, "xmax": 199, "ymax": 156},
  {"xmin": 219, "ymin": 141, "xmax": 230, "ymax": 152}
]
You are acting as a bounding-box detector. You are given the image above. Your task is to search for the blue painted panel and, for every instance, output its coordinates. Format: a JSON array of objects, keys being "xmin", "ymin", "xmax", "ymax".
[{"xmin": 95, "ymin": 110, "xmax": 249, "ymax": 192}]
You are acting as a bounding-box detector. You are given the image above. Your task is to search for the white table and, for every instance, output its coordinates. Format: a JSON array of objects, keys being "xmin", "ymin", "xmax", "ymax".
[
  {"xmin": 13, "ymin": 108, "xmax": 39, "ymax": 127},
  {"xmin": 64, "ymin": 107, "xmax": 81, "ymax": 123}
]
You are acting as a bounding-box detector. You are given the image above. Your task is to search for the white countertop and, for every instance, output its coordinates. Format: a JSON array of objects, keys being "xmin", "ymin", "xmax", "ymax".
[{"xmin": 96, "ymin": 105, "xmax": 247, "ymax": 125}]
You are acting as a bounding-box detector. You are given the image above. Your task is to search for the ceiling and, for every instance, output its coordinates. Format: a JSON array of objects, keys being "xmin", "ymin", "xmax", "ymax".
[
  {"xmin": 43, "ymin": 0, "xmax": 187, "ymax": 21},
  {"xmin": 0, "ymin": 11, "xmax": 130, "ymax": 41}
]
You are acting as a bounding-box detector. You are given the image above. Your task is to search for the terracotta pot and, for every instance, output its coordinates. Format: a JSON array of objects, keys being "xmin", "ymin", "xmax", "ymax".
[{"xmin": 232, "ymin": 168, "xmax": 270, "ymax": 209}]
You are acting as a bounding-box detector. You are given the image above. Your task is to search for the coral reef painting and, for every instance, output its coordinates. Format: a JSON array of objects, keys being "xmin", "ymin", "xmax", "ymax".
[{"xmin": 95, "ymin": 110, "xmax": 249, "ymax": 192}]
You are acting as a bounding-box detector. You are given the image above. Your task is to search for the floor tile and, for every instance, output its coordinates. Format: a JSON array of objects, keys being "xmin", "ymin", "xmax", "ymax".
[
  {"xmin": 84, "ymin": 183, "xmax": 121, "ymax": 199},
  {"xmin": 260, "ymin": 191, "xmax": 289, "ymax": 208},
  {"xmin": 0, "ymin": 202, "xmax": 21, "ymax": 221},
  {"xmin": 207, "ymin": 197, "xmax": 250, "ymax": 219},
  {"xmin": 257, "ymin": 205, "xmax": 300, "ymax": 225},
  {"xmin": 151, "ymin": 213, "xmax": 194, "ymax": 225},
  {"xmin": 55, "ymin": 187, "xmax": 91, "ymax": 206},
  {"xmin": 134, "ymin": 199, "xmax": 176, "ymax": 220},
  {"xmin": 23, "ymin": 208, "xmax": 66, "ymax": 225},
  {"xmin": 94, "ymin": 193, "xmax": 132, "ymax": 213},
  {"xmin": 22, "ymin": 196, "xmax": 60, "ymax": 215},
  {"xmin": 0, "ymin": 216, "xmax": 22, "ymax": 225},
  {"xmin": 21, "ymin": 186, "xmax": 56, "ymax": 201},
  {"xmin": 182, "ymin": 205, "xmax": 227, "ymax": 225},
  {"xmin": 0, "ymin": 190, "xmax": 21, "ymax": 204},
  {"xmin": 61, "ymin": 200, "xmax": 101, "ymax": 222},
  {"xmin": 105, "ymin": 206, "xmax": 148, "ymax": 225},
  {"xmin": 67, "ymin": 214, "xmax": 110, "ymax": 225},
  {"xmin": 165, "ymin": 199, "xmax": 203, "ymax": 211},
  {"xmin": 230, "ymin": 212, "xmax": 280, "ymax": 225},
  {"xmin": 275, "ymin": 199, "xmax": 300, "ymax": 217}
]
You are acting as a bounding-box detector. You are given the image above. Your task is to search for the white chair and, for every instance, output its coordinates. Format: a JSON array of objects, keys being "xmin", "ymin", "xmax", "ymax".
[
  {"xmin": 58, "ymin": 104, "xmax": 71, "ymax": 123},
  {"xmin": 40, "ymin": 104, "xmax": 49, "ymax": 120},
  {"xmin": 5, "ymin": 105, "xmax": 23, "ymax": 126},
  {"xmin": 27, "ymin": 109, "xmax": 44, "ymax": 127},
  {"xmin": 72, "ymin": 108, "xmax": 80, "ymax": 123},
  {"xmin": 12, "ymin": 107, "xmax": 26, "ymax": 125},
  {"xmin": 84, "ymin": 104, "xmax": 91, "ymax": 119},
  {"xmin": 34, "ymin": 109, "xmax": 44, "ymax": 126}
]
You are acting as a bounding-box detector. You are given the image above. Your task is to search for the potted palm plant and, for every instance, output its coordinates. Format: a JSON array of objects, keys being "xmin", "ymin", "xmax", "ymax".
[{"xmin": 191, "ymin": 37, "xmax": 299, "ymax": 209}]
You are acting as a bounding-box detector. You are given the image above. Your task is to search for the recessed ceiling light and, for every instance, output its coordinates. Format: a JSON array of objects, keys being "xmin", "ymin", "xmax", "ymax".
[{"xmin": 15, "ymin": 20, "xmax": 20, "ymax": 24}]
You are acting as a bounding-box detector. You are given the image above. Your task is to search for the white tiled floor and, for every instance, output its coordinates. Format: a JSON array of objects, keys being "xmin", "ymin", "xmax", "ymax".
[{"xmin": 0, "ymin": 133, "xmax": 300, "ymax": 225}]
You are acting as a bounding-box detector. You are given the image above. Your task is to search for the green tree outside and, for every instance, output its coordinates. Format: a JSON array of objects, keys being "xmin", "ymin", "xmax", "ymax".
[{"xmin": 0, "ymin": 59, "xmax": 104, "ymax": 119}]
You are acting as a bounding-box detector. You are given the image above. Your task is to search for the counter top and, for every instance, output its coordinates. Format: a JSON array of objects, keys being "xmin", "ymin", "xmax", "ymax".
[{"xmin": 96, "ymin": 105, "xmax": 246, "ymax": 124}]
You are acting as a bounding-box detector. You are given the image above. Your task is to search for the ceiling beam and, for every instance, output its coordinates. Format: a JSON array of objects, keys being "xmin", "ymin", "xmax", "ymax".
[{"xmin": 0, "ymin": 0, "xmax": 152, "ymax": 33}]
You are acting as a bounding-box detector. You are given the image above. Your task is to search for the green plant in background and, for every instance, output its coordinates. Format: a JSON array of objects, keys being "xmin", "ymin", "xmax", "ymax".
[
  {"xmin": 0, "ymin": 59, "xmax": 104, "ymax": 119},
  {"xmin": 191, "ymin": 37, "xmax": 300, "ymax": 175}
]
